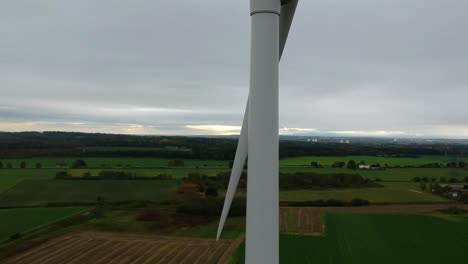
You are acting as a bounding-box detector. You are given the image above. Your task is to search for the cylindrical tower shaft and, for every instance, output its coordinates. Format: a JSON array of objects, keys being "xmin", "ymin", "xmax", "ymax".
[{"xmin": 246, "ymin": 0, "xmax": 280, "ymax": 263}]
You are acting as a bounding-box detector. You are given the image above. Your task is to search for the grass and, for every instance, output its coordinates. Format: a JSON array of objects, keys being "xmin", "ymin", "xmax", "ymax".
[
  {"xmin": 171, "ymin": 217, "xmax": 245, "ymax": 239},
  {"xmin": 280, "ymin": 213, "xmax": 468, "ymax": 264},
  {"xmin": 233, "ymin": 213, "xmax": 468, "ymax": 264},
  {"xmin": 0, "ymin": 180, "xmax": 179, "ymax": 207},
  {"xmin": 86, "ymin": 210, "xmax": 149, "ymax": 233},
  {"xmin": 280, "ymin": 155, "xmax": 468, "ymax": 166},
  {"xmin": 0, "ymin": 173, "xmax": 53, "ymax": 194},
  {"xmin": 280, "ymin": 182, "xmax": 448, "ymax": 203},
  {"xmin": 0, "ymin": 207, "xmax": 90, "ymax": 242}
]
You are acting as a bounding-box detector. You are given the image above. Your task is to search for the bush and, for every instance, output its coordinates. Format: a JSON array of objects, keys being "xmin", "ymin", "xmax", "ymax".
[
  {"xmin": 413, "ymin": 177, "xmax": 421, "ymax": 182},
  {"xmin": 20, "ymin": 161, "xmax": 26, "ymax": 168},
  {"xmin": 176, "ymin": 198, "xmax": 221, "ymax": 216},
  {"xmin": 71, "ymin": 159, "xmax": 87, "ymax": 168},
  {"xmin": 287, "ymin": 199, "xmax": 370, "ymax": 207},
  {"xmin": 449, "ymin": 178, "xmax": 459, "ymax": 183},
  {"xmin": 35, "ymin": 163, "xmax": 42, "ymax": 169},
  {"xmin": 347, "ymin": 160, "xmax": 357, "ymax": 169},
  {"xmin": 310, "ymin": 161, "xmax": 320, "ymax": 168},
  {"xmin": 176, "ymin": 198, "xmax": 246, "ymax": 216},
  {"xmin": 168, "ymin": 159, "xmax": 185, "ymax": 167},
  {"xmin": 351, "ymin": 198, "xmax": 370, "ymax": 206},
  {"xmin": 55, "ymin": 171, "xmax": 71, "ymax": 179},
  {"xmin": 205, "ymin": 186, "xmax": 219, "ymax": 197},
  {"xmin": 332, "ymin": 161, "xmax": 345, "ymax": 168},
  {"xmin": 280, "ymin": 172, "xmax": 372, "ymax": 189},
  {"xmin": 98, "ymin": 170, "xmax": 135, "ymax": 180},
  {"xmin": 10, "ymin": 232, "xmax": 22, "ymax": 240},
  {"xmin": 440, "ymin": 207, "xmax": 467, "ymax": 215},
  {"xmin": 420, "ymin": 182, "xmax": 427, "ymax": 191}
]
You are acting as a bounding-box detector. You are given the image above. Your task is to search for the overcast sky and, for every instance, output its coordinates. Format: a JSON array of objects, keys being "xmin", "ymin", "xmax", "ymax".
[{"xmin": 1, "ymin": 0, "xmax": 468, "ymax": 138}]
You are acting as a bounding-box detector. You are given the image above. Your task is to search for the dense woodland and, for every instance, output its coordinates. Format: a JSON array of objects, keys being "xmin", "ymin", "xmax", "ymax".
[{"xmin": 1, "ymin": 131, "xmax": 467, "ymax": 160}]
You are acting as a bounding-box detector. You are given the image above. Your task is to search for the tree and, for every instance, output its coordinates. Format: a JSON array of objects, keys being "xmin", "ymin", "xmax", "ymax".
[
  {"xmin": 420, "ymin": 182, "xmax": 427, "ymax": 191},
  {"xmin": 359, "ymin": 160, "xmax": 366, "ymax": 165},
  {"xmin": 71, "ymin": 160, "xmax": 86, "ymax": 168},
  {"xmin": 432, "ymin": 183, "xmax": 444, "ymax": 194},
  {"xmin": 446, "ymin": 162, "xmax": 457, "ymax": 168},
  {"xmin": 347, "ymin": 160, "xmax": 357, "ymax": 169},
  {"xmin": 464, "ymin": 176, "xmax": 468, "ymax": 183},
  {"xmin": 168, "ymin": 159, "xmax": 185, "ymax": 167},
  {"xmin": 35, "ymin": 163, "xmax": 42, "ymax": 169},
  {"xmin": 6, "ymin": 163, "xmax": 12, "ymax": 169},
  {"xmin": 413, "ymin": 177, "xmax": 421, "ymax": 182},
  {"xmin": 55, "ymin": 171, "xmax": 70, "ymax": 179},
  {"xmin": 198, "ymin": 184, "xmax": 205, "ymax": 192},
  {"xmin": 440, "ymin": 177, "xmax": 447, "ymax": 183},
  {"xmin": 205, "ymin": 186, "xmax": 218, "ymax": 197},
  {"xmin": 331, "ymin": 161, "xmax": 345, "ymax": 168},
  {"xmin": 310, "ymin": 161, "xmax": 320, "ymax": 168},
  {"xmin": 0, "ymin": 161, "xmax": 3, "ymax": 169},
  {"xmin": 20, "ymin": 161, "xmax": 26, "ymax": 169}
]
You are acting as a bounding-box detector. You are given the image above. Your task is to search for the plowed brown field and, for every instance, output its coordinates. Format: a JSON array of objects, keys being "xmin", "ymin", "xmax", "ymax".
[{"xmin": 1, "ymin": 232, "xmax": 234, "ymax": 264}]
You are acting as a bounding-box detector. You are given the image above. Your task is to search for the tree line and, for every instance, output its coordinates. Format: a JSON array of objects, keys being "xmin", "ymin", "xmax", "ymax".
[{"xmin": 1, "ymin": 131, "xmax": 466, "ymax": 160}]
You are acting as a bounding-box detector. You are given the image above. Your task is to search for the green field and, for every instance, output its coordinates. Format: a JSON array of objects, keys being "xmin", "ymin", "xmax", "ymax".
[
  {"xmin": 281, "ymin": 155, "xmax": 468, "ymax": 166},
  {"xmin": 280, "ymin": 182, "xmax": 448, "ymax": 203},
  {"xmin": 0, "ymin": 180, "xmax": 179, "ymax": 207},
  {"xmin": 2, "ymin": 155, "xmax": 467, "ymax": 169},
  {"xmin": 279, "ymin": 213, "xmax": 468, "ymax": 264},
  {"xmin": 0, "ymin": 171, "xmax": 56, "ymax": 194},
  {"xmin": 0, "ymin": 207, "xmax": 90, "ymax": 242}
]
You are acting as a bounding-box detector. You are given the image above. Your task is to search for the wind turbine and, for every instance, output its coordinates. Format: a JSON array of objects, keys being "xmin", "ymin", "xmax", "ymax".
[{"xmin": 216, "ymin": 0, "xmax": 299, "ymax": 263}]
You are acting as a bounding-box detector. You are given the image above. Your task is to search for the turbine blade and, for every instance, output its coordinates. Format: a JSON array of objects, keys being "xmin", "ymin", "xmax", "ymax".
[
  {"xmin": 279, "ymin": 0, "xmax": 299, "ymax": 59},
  {"xmin": 216, "ymin": 101, "xmax": 249, "ymax": 240}
]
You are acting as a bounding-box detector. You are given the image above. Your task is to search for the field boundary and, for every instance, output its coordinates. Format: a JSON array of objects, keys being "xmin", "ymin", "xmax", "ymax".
[{"xmin": 218, "ymin": 234, "xmax": 245, "ymax": 264}]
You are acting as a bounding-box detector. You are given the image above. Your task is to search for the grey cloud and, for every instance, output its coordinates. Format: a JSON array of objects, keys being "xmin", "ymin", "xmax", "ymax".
[{"xmin": 1, "ymin": 0, "xmax": 468, "ymax": 137}]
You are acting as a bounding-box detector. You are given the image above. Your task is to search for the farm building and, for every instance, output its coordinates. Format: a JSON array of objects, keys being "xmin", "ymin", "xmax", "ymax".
[{"xmin": 447, "ymin": 187, "xmax": 468, "ymax": 200}]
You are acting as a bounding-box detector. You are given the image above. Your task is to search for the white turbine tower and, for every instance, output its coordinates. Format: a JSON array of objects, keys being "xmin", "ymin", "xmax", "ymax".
[{"xmin": 216, "ymin": 0, "xmax": 299, "ymax": 263}]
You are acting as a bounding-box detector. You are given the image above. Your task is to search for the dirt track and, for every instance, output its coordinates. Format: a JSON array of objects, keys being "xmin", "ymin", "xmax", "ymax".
[{"xmin": 1, "ymin": 232, "xmax": 234, "ymax": 264}]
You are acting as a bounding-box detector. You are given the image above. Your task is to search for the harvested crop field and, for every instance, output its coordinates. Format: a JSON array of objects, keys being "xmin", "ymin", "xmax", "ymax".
[
  {"xmin": 2, "ymin": 232, "xmax": 235, "ymax": 264},
  {"xmin": 280, "ymin": 207, "xmax": 323, "ymax": 234},
  {"xmin": 278, "ymin": 204, "xmax": 468, "ymax": 235},
  {"xmin": 295, "ymin": 203, "xmax": 468, "ymax": 214}
]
